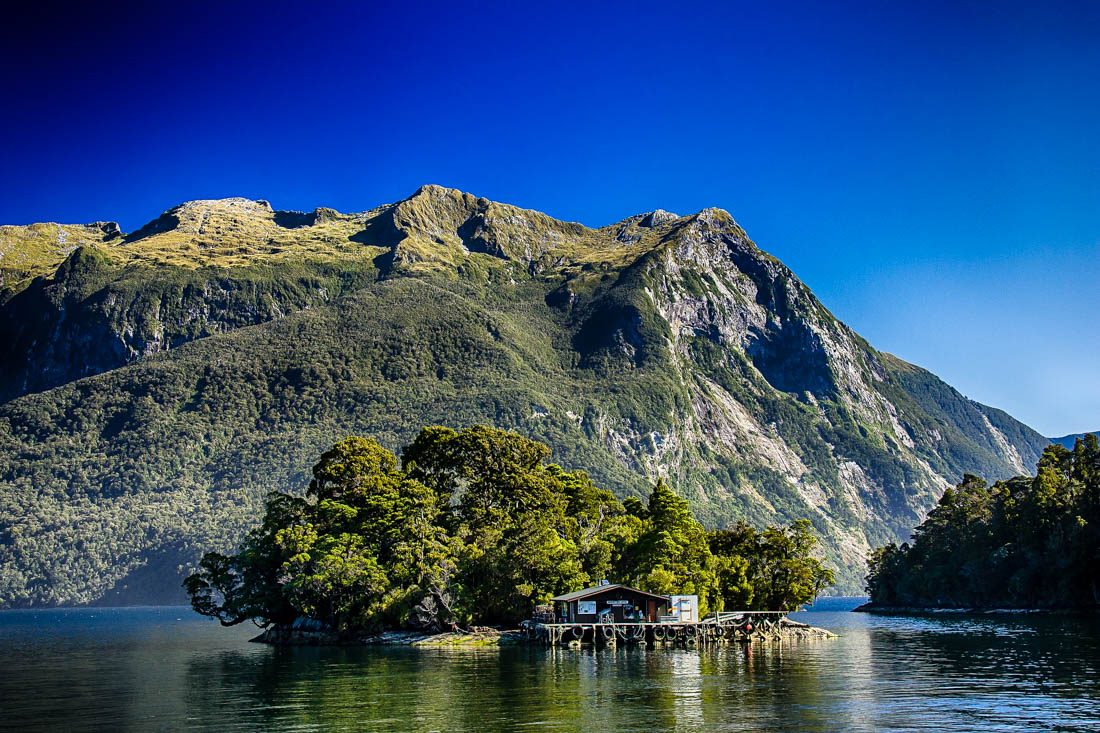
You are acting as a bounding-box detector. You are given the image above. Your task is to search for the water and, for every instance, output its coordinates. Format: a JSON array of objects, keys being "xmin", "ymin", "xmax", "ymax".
[{"xmin": 2, "ymin": 598, "xmax": 1098, "ymax": 731}]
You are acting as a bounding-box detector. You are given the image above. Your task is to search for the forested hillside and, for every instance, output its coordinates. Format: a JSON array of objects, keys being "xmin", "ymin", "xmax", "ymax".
[
  {"xmin": 0, "ymin": 186, "xmax": 1049, "ymax": 605},
  {"xmin": 866, "ymin": 434, "xmax": 1100, "ymax": 609}
]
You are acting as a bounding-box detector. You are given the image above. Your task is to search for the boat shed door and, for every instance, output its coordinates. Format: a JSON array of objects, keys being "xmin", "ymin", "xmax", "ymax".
[{"xmin": 647, "ymin": 600, "xmax": 657, "ymax": 622}]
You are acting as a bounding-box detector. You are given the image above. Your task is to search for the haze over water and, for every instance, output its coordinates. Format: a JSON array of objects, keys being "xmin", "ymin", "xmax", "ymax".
[{"xmin": 2, "ymin": 598, "xmax": 1098, "ymax": 731}]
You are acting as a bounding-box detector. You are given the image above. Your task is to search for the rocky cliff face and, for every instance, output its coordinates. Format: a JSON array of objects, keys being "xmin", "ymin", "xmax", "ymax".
[{"xmin": 0, "ymin": 186, "xmax": 1050, "ymax": 605}]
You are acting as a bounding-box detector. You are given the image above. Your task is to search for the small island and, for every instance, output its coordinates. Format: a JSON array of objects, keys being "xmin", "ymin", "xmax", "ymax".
[
  {"xmin": 861, "ymin": 433, "xmax": 1100, "ymax": 613},
  {"xmin": 185, "ymin": 425, "xmax": 835, "ymax": 645}
]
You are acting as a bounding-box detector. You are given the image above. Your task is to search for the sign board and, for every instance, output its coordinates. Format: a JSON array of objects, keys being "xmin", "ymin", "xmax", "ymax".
[
  {"xmin": 577, "ymin": 601, "xmax": 596, "ymax": 615},
  {"xmin": 606, "ymin": 600, "xmax": 630, "ymax": 606}
]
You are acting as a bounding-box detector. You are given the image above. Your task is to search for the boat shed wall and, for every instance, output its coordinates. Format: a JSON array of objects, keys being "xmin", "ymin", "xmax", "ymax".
[{"xmin": 552, "ymin": 586, "xmax": 670, "ymax": 623}]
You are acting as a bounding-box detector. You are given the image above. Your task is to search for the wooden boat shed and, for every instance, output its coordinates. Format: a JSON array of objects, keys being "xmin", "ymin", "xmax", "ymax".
[{"xmin": 551, "ymin": 583, "xmax": 671, "ymax": 623}]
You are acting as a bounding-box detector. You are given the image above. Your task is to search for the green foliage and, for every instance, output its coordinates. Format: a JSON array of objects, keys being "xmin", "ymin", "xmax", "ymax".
[
  {"xmin": 708, "ymin": 520, "xmax": 834, "ymax": 611},
  {"xmin": 619, "ymin": 480, "xmax": 720, "ymax": 615},
  {"xmin": 186, "ymin": 427, "xmax": 835, "ymax": 630},
  {"xmin": 865, "ymin": 434, "xmax": 1100, "ymax": 609}
]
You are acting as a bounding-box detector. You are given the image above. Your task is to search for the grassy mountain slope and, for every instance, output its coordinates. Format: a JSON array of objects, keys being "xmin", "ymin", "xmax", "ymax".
[{"xmin": 0, "ymin": 186, "xmax": 1049, "ymax": 604}]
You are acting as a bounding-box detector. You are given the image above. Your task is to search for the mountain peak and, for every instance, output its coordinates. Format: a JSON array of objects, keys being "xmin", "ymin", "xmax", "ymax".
[
  {"xmin": 123, "ymin": 198, "xmax": 276, "ymax": 241},
  {"xmin": 167, "ymin": 197, "xmax": 274, "ymax": 228},
  {"xmin": 380, "ymin": 185, "xmax": 593, "ymax": 269},
  {"xmin": 640, "ymin": 209, "xmax": 681, "ymax": 227},
  {"xmin": 408, "ymin": 183, "xmax": 474, "ymax": 200},
  {"xmin": 174, "ymin": 197, "xmax": 273, "ymax": 214},
  {"xmin": 693, "ymin": 206, "xmax": 735, "ymax": 226}
]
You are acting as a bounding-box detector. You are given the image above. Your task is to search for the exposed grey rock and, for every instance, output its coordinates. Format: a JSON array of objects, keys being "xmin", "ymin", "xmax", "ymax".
[{"xmin": 640, "ymin": 209, "xmax": 679, "ymax": 227}]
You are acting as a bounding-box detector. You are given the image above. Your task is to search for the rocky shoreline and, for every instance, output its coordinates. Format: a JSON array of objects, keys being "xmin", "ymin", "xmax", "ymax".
[
  {"xmin": 777, "ymin": 618, "xmax": 838, "ymax": 639},
  {"xmin": 251, "ymin": 617, "xmax": 836, "ymax": 647},
  {"xmin": 252, "ymin": 624, "xmax": 528, "ymax": 647}
]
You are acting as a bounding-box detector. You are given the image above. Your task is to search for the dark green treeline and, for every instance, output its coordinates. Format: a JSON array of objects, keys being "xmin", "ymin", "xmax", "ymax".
[
  {"xmin": 185, "ymin": 426, "xmax": 833, "ymax": 630},
  {"xmin": 866, "ymin": 434, "xmax": 1100, "ymax": 609}
]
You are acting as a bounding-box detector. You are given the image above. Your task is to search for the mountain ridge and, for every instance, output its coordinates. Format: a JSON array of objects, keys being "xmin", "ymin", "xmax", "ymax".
[
  {"xmin": 1050, "ymin": 432, "xmax": 1099, "ymax": 450},
  {"xmin": 0, "ymin": 186, "xmax": 1050, "ymax": 605}
]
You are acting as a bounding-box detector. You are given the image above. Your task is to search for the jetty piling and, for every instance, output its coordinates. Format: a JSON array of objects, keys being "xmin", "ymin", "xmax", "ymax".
[{"xmin": 526, "ymin": 610, "xmax": 790, "ymax": 647}]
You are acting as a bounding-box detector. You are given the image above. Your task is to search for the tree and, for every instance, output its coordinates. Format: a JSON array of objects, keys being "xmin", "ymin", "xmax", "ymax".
[
  {"xmin": 186, "ymin": 436, "xmax": 452, "ymax": 630},
  {"xmin": 708, "ymin": 522, "xmax": 758, "ymax": 610},
  {"xmin": 620, "ymin": 480, "xmax": 720, "ymax": 615},
  {"xmin": 864, "ymin": 543, "xmax": 907, "ymax": 606},
  {"xmin": 403, "ymin": 426, "xmax": 590, "ymax": 624},
  {"xmin": 751, "ymin": 520, "xmax": 834, "ymax": 611},
  {"xmin": 184, "ymin": 491, "xmax": 308, "ymax": 627},
  {"xmin": 183, "ymin": 552, "xmax": 248, "ymax": 626},
  {"xmin": 402, "ymin": 425, "xmax": 554, "ymax": 519},
  {"xmin": 277, "ymin": 528, "xmax": 389, "ymax": 631}
]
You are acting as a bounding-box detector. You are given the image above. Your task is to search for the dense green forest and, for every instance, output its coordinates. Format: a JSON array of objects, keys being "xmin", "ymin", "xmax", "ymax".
[
  {"xmin": 865, "ymin": 434, "xmax": 1100, "ymax": 609},
  {"xmin": 185, "ymin": 426, "xmax": 834, "ymax": 630}
]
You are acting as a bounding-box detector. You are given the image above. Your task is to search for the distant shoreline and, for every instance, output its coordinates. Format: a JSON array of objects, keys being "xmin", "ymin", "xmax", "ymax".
[{"xmin": 853, "ymin": 603, "xmax": 1099, "ymax": 615}]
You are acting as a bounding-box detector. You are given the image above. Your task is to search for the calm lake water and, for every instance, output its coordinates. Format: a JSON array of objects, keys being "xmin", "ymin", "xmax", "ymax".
[{"xmin": 2, "ymin": 598, "xmax": 1099, "ymax": 732}]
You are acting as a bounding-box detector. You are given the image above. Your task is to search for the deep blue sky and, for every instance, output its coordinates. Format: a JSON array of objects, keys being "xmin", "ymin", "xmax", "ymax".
[{"xmin": 2, "ymin": 1, "xmax": 1097, "ymax": 436}]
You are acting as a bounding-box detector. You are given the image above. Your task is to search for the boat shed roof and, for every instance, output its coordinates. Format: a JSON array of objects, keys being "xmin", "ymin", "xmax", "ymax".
[{"xmin": 550, "ymin": 584, "xmax": 670, "ymax": 603}]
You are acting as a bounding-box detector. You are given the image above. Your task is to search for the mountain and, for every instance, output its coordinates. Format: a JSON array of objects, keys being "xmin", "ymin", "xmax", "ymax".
[
  {"xmin": 1050, "ymin": 433, "xmax": 1099, "ymax": 450},
  {"xmin": 0, "ymin": 185, "xmax": 1050, "ymax": 605}
]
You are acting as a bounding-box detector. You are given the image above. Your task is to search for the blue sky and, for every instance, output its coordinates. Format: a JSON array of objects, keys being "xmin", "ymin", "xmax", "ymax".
[{"xmin": 2, "ymin": 1, "xmax": 1097, "ymax": 435}]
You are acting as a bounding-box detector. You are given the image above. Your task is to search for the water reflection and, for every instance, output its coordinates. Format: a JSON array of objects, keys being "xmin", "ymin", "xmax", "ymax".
[
  {"xmin": 175, "ymin": 637, "xmax": 917, "ymax": 732},
  {"xmin": 2, "ymin": 605, "xmax": 1099, "ymax": 732}
]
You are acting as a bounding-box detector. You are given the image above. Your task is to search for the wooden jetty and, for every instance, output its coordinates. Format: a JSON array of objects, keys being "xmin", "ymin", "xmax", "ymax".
[{"xmin": 526, "ymin": 611, "xmax": 789, "ymax": 647}]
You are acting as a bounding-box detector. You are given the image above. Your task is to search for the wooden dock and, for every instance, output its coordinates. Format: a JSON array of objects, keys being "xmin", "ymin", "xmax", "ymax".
[{"xmin": 526, "ymin": 611, "xmax": 788, "ymax": 647}]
